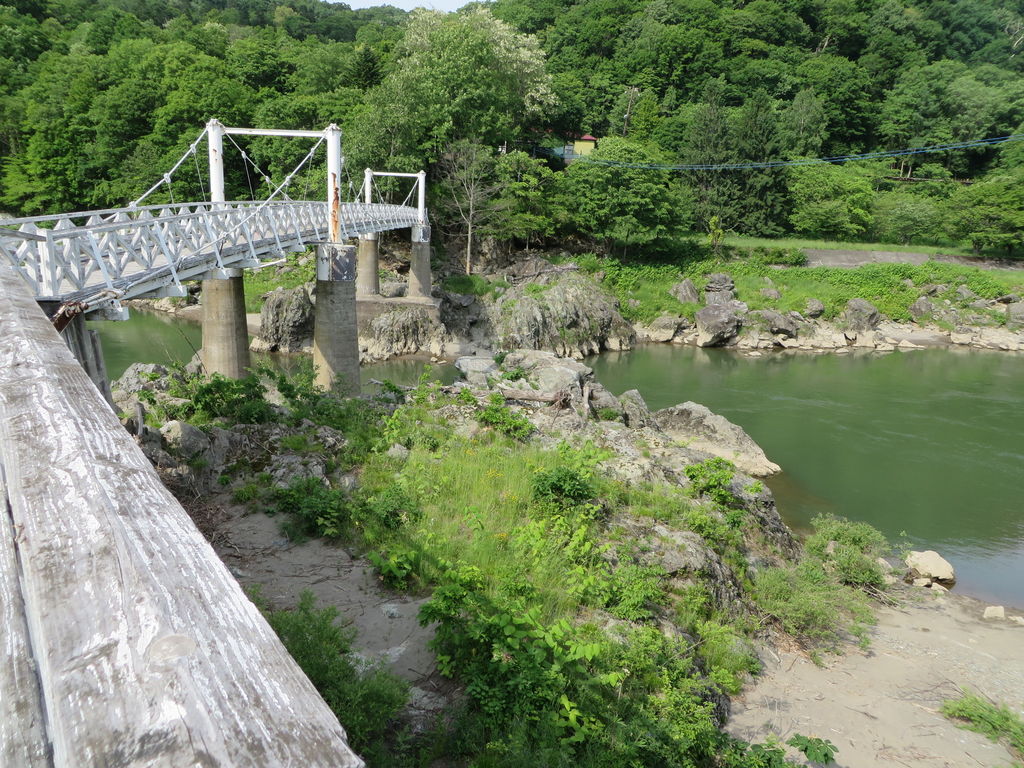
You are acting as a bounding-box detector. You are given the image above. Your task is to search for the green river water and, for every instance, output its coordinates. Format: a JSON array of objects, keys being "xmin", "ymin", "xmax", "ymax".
[{"xmin": 94, "ymin": 314, "xmax": 1024, "ymax": 606}]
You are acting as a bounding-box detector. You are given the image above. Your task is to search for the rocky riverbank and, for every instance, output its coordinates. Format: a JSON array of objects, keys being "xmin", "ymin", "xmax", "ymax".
[{"xmin": 129, "ymin": 252, "xmax": 1024, "ymax": 364}]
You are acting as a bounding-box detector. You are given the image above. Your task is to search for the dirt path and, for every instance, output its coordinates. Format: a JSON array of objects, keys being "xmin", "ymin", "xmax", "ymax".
[{"xmin": 727, "ymin": 588, "xmax": 1024, "ymax": 767}]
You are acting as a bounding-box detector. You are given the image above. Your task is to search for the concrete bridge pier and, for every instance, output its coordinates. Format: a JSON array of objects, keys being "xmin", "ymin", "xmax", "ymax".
[
  {"xmin": 408, "ymin": 226, "xmax": 433, "ymax": 299},
  {"xmin": 201, "ymin": 271, "xmax": 251, "ymax": 378},
  {"xmin": 313, "ymin": 244, "xmax": 360, "ymax": 393},
  {"xmin": 356, "ymin": 233, "xmax": 380, "ymax": 296}
]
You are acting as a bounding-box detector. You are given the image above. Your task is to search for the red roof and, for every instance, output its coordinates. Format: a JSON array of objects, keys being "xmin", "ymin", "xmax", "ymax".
[{"xmin": 579, "ymin": 134, "xmax": 598, "ymax": 141}]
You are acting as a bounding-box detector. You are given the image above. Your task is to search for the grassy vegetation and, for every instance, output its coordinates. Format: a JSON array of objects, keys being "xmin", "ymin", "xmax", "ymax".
[
  {"xmin": 167, "ymin": 369, "xmax": 877, "ymax": 766},
  {"xmin": 942, "ymin": 693, "xmax": 1024, "ymax": 765},
  {"xmin": 254, "ymin": 589, "xmax": 410, "ymax": 764},
  {"xmin": 571, "ymin": 248, "xmax": 1024, "ymax": 324}
]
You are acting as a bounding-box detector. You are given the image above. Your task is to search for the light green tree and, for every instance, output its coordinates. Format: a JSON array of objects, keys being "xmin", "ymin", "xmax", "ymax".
[
  {"xmin": 562, "ymin": 137, "xmax": 689, "ymax": 255},
  {"xmin": 788, "ymin": 164, "xmax": 874, "ymax": 239},
  {"xmin": 344, "ymin": 8, "xmax": 555, "ymax": 171}
]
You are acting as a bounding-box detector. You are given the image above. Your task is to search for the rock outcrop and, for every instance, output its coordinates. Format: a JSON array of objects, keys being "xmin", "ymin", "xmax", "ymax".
[
  {"xmin": 485, "ymin": 272, "xmax": 634, "ymax": 358},
  {"xmin": 251, "ymin": 285, "xmax": 314, "ymax": 353},
  {"xmin": 695, "ymin": 304, "xmax": 743, "ymax": 347},
  {"xmin": 654, "ymin": 402, "xmax": 782, "ymax": 477}
]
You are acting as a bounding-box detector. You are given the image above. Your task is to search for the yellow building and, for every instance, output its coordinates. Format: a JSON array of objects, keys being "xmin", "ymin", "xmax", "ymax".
[{"xmin": 572, "ymin": 134, "xmax": 598, "ymax": 157}]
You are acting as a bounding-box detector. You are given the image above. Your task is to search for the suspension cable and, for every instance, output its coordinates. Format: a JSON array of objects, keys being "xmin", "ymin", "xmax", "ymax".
[{"xmin": 129, "ymin": 127, "xmax": 208, "ymax": 208}]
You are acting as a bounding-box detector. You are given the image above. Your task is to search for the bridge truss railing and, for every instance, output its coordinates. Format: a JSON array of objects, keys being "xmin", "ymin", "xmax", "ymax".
[{"xmin": 0, "ymin": 200, "xmax": 419, "ymax": 312}]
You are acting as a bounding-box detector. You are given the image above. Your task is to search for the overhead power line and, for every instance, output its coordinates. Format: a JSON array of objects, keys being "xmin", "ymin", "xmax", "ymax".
[{"xmin": 545, "ymin": 133, "xmax": 1024, "ymax": 171}]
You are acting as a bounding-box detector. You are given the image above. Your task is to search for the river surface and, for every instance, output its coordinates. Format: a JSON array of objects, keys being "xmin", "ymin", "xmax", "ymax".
[
  {"xmin": 93, "ymin": 314, "xmax": 1024, "ymax": 606},
  {"xmin": 588, "ymin": 345, "xmax": 1024, "ymax": 607}
]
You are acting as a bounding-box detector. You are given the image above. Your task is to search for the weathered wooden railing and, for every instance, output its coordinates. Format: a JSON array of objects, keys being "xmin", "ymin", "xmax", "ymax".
[{"xmin": 0, "ymin": 264, "xmax": 363, "ymax": 767}]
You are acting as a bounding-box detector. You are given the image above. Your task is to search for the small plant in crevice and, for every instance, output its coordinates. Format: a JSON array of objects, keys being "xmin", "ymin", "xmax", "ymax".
[
  {"xmin": 684, "ymin": 457, "xmax": 738, "ymax": 506},
  {"xmin": 476, "ymin": 393, "xmax": 534, "ymax": 441}
]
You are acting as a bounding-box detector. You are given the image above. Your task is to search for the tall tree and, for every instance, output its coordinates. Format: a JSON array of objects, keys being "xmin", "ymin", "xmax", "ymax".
[
  {"xmin": 732, "ymin": 89, "xmax": 788, "ymax": 236},
  {"xmin": 436, "ymin": 140, "xmax": 501, "ymax": 274},
  {"xmin": 344, "ymin": 8, "xmax": 555, "ymax": 172},
  {"xmin": 684, "ymin": 78, "xmax": 739, "ymax": 232}
]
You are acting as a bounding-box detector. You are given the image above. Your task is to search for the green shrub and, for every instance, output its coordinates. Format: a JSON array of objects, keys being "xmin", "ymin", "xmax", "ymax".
[
  {"xmin": 358, "ymin": 482, "xmax": 421, "ymax": 530},
  {"xmin": 258, "ymin": 590, "xmax": 408, "ymax": 758},
  {"xmin": 532, "ymin": 466, "xmax": 595, "ymax": 506},
  {"xmin": 806, "ymin": 515, "xmax": 889, "ymax": 588},
  {"xmin": 605, "ymin": 564, "xmax": 667, "ymax": 621},
  {"xmin": 753, "ymin": 560, "xmax": 874, "ymax": 650},
  {"xmin": 684, "ymin": 458, "xmax": 737, "ymax": 506},
  {"xmin": 272, "ymin": 477, "xmax": 350, "ymax": 539},
  {"xmin": 477, "ymin": 393, "xmax": 534, "ymax": 441},
  {"xmin": 168, "ymin": 372, "xmax": 277, "ymax": 425}
]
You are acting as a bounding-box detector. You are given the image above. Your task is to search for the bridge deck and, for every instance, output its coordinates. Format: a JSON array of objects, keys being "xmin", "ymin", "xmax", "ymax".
[{"xmin": 0, "ymin": 264, "xmax": 362, "ymax": 767}]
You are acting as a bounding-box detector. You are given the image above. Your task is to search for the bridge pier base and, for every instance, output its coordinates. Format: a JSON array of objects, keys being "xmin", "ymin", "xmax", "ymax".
[
  {"xmin": 201, "ymin": 271, "xmax": 251, "ymax": 379},
  {"xmin": 408, "ymin": 238, "xmax": 432, "ymax": 299},
  {"xmin": 313, "ymin": 244, "xmax": 360, "ymax": 393},
  {"xmin": 356, "ymin": 234, "xmax": 379, "ymax": 296}
]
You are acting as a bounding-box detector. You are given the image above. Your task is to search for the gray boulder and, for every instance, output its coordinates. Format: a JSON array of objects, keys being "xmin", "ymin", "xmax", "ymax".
[
  {"xmin": 455, "ymin": 356, "xmax": 498, "ymax": 388},
  {"xmin": 1007, "ymin": 302, "xmax": 1024, "ymax": 330},
  {"xmin": 637, "ymin": 314, "xmax": 690, "ymax": 342},
  {"xmin": 841, "ymin": 298, "xmax": 881, "ymax": 331},
  {"xmin": 588, "ymin": 383, "xmax": 623, "ymax": 420},
  {"xmin": 804, "ymin": 298, "xmax": 825, "ymax": 318},
  {"xmin": 909, "ymin": 296, "xmax": 934, "ymax": 322},
  {"xmin": 669, "ymin": 279, "xmax": 700, "ymax": 304},
  {"xmin": 160, "ymin": 420, "xmax": 211, "ymax": 460},
  {"xmin": 654, "ymin": 402, "xmax": 781, "ymax": 477},
  {"xmin": 759, "ymin": 287, "xmax": 782, "ymax": 300},
  {"xmin": 379, "ymin": 281, "xmax": 407, "ymax": 298},
  {"xmin": 955, "ymin": 284, "xmax": 979, "ymax": 302},
  {"xmin": 619, "ymin": 389, "xmax": 651, "ymax": 428},
  {"xmin": 748, "ymin": 309, "xmax": 797, "ymax": 338},
  {"xmin": 252, "ymin": 286, "xmax": 314, "ymax": 353},
  {"xmin": 695, "ymin": 304, "xmax": 743, "ymax": 347},
  {"xmin": 500, "ymin": 349, "xmax": 593, "ymax": 400},
  {"xmin": 995, "ymin": 293, "xmax": 1020, "ymax": 304},
  {"xmin": 704, "ymin": 273, "xmax": 736, "ymax": 305}
]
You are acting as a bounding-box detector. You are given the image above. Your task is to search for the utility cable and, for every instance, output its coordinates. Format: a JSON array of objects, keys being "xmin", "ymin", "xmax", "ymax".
[{"xmin": 545, "ymin": 133, "xmax": 1024, "ymax": 171}]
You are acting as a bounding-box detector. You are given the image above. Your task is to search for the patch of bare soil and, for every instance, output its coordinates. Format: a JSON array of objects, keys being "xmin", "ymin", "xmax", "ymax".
[
  {"xmin": 727, "ymin": 588, "xmax": 1024, "ymax": 767},
  {"xmin": 184, "ymin": 496, "xmax": 444, "ymax": 694}
]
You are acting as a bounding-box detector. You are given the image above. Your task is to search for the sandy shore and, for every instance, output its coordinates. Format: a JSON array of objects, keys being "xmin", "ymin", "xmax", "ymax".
[{"xmin": 727, "ymin": 587, "xmax": 1024, "ymax": 767}]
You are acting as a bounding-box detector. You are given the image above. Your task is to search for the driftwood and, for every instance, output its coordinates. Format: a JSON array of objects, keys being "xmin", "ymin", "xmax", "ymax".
[
  {"xmin": 504, "ymin": 262, "xmax": 579, "ymax": 285},
  {"xmin": 0, "ymin": 266, "xmax": 362, "ymax": 768},
  {"xmin": 497, "ymin": 386, "xmax": 571, "ymax": 408}
]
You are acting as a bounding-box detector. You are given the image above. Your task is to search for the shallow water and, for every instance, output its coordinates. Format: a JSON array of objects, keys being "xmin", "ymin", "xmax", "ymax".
[{"xmin": 94, "ymin": 313, "xmax": 1024, "ymax": 605}]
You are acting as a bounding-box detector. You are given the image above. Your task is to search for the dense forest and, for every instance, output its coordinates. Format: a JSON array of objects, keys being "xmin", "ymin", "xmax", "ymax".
[{"xmin": 2, "ymin": 0, "xmax": 1024, "ymax": 255}]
